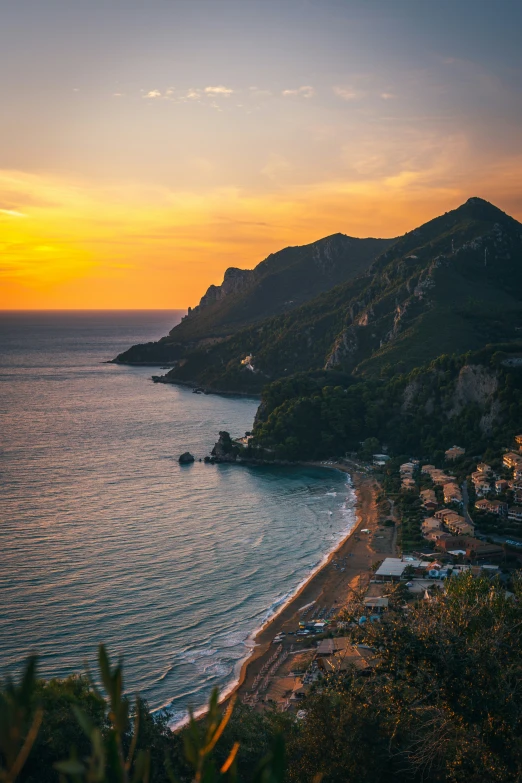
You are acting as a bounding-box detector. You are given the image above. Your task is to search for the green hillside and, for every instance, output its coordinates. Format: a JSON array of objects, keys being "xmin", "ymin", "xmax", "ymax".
[
  {"xmin": 247, "ymin": 344, "xmax": 522, "ymax": 460},
  {"xmin": 114, "ymin": 233, "xmax": 392, "ymax": 364},
  {"xmin": 157, "ymin": 197, "xmax": 522, "ymax": 393}
]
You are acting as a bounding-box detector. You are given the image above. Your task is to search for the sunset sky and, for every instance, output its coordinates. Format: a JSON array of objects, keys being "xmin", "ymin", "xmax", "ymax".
[{"xmin": 2, "ymin": 0, "xmax": 522, "ymax": 309}]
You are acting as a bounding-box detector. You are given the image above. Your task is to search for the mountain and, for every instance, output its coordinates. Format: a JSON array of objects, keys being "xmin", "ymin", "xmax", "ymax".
[
  {"xmin": 114, "ymin": 233, "xmax": 394, "ymax": 364},
  {"xmin": 153, "ymin": 197, "xmax": 522, "ymax": 393}
]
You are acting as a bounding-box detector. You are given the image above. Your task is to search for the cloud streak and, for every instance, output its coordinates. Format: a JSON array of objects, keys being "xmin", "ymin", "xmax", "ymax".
[
  {"xmin": 332, "ymin": 86, "xmax": 364, "ymax": 101},
  {"xmin": 282, "ymin": 85, "xmax": 315, "ymax": 98},
  {"xmin": 204, "ymin": 85, "xmax": 234, "ymax": 96},
  {"xmin": 0, "ymin": 208, "xmax": 26, "ymax": 218}
]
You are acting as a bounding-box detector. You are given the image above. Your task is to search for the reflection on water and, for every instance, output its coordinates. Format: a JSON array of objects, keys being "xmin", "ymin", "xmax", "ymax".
[{"xmin": 0, "ymin": 311, "xmax": 356, "ymax": 721}]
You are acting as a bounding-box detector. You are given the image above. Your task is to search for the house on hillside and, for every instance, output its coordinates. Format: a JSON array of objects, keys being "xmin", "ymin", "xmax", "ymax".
[
  {"xmin": 477, "ymin": 463, "xmax": 492, "ymax": 474},
  {"xmin": 445, "ymin": 446, "xmax": 465, "ymax": 461},
  {"xmin": 515, "ymin": 434, "xmax": 522, "ymax": 448},
  {"xmin": 420, "ymin": 488, "xmax": 438, "ymax": 510},
  {"xmin": 443, "ymin": 482, "xmax": 462, "ymax": 504},
  {"xmin": 475, "ymin": 498, "xmax": 508, "ymax": 516},
  {"xmin": 503, "ymin": 452, "xmax": 522, "ymax": 469},
  {"xmin": 471, "ymin": 471, "xmax": 491, "ymax": 496},
  {"xmin": 508, "ymin": 506, "xmax": 522, "ymax": 522},
  {"xmin": 435, "ymin": 508, "xmax": 458, "ymax": 522},
  {"xmin": 495, "ymin": 479, "xmax": 510, "ymax": 494}
]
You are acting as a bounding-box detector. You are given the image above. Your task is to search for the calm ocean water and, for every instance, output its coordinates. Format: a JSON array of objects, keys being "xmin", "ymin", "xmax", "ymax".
[{"xmin": 0, "ymin": 311, "xmax": 356, "ymax": 722}]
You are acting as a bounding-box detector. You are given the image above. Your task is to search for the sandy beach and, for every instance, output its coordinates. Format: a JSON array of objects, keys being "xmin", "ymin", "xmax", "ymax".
[{"xmin": 226, "ymin": 463, "xmax": 397, "ymax": 706}]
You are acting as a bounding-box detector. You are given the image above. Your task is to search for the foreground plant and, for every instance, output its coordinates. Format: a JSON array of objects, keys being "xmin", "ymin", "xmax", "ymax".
[{"xmin": 0, "ymin": 647, "xmax": 285, "ymax": 783}]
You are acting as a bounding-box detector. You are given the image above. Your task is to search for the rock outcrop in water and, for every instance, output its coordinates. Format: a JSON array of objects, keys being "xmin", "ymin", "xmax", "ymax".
[
  {"xmin": 178, "ymin": 451, "xmax": 195, "ymax": 465},
  {"xmin": 210, "ymin": 431, "xmax": 239, "ymax": 463}
]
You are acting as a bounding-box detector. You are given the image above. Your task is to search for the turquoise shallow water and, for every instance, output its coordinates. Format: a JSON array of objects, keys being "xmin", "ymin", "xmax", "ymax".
[{"xmin": 0, "ymin": 311, "xmax": 356, "ymax": 722}]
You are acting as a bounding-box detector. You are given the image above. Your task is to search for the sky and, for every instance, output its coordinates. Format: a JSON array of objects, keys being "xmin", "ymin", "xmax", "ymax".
[{"xmin": 2, "ymin": 0, "xmax": 522, "ymax": 309}]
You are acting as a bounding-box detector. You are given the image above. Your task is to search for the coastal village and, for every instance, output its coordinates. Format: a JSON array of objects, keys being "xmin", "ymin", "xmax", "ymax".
[{"xmin": 233, "ymin": 434, "xmax": 522, "ymax": 714}]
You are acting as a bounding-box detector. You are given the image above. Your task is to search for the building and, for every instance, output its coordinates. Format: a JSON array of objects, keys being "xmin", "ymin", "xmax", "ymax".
[
  {"xmin": 447, "ymin": 520, "xmax": 475, "ymax": 536},
  {"xmin": 445, "ymin": 446, "xmax": 465, "ymax": 461},
  {"xmin": 495, "ymin": 479, "xmax": 510, "ymax": 494},
  {"xmin": 515, "ymin": 434, "xmax": 522, "ymax": 448},
  {"xmin": 422, "ymin": 518, "xmax": 442, "ymax": 536},
  {"xmin": 477, "ymin": 462, "xmax": 492, "ymax": 474},
  {"xmin": 435, "ymin": 536, "xmax": 504, "ymax": 562},
  {"xmin": 421, "ymin": 464, "xmax": 436, "ymax": 475},
  {"xmin": 425, "ymin": 529, "xmax": 449, "ymax": 543},
  {"xmin": 374, "ymin": 558, "xmax": 422, "ymax": 582},
  {"xmin": 363, "ymin": 596, "xmax": 389, "ymax": 615},
  {"xmin": 435, "ymin": 508, "xmax": 458, "ymax": 522},
  {"xmin": 508, "ymin": 506, "xmax": 522, "ymax": 522},
  {"xmin": 420, "ymin": 488, "xmax": 438, "ymax": 510},
  {"xmin": 475, "ymin": 498, "xmax": 508, "ymax": 516},
  {"xmin": 315, "ymin": 640, "xmax": 375, "ymax": 675},
  {"xmin": 471, "ymin": 471, "xmax": 491, "ymax": 496},
  {"xmin": 443, "ymin": 482, "xmax": 462, "ymax": 504},
  {"xmin": 503, "ymin": 452, "xmax": 522, "ymax": 469}
]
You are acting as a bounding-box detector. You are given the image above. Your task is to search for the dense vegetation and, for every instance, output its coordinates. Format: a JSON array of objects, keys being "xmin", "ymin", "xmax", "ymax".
[
  {"xmin": 245, "ymin": 345, "xmax": 522, "ymax": 461},
  {"xmin": 3, "ymin": 575, "xmax": 522, "ymax": 782}
]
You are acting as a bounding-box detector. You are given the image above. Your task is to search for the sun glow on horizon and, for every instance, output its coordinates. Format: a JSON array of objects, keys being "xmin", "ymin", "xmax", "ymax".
[{"xmin": 2, "ymin": 0, "xmax": 522, "ymax": 309}]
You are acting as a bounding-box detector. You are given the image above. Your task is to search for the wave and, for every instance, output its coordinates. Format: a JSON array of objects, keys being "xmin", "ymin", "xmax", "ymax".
[{"xmin": 165, "ymin": 472, "xmax": 358, "ymax": 729}]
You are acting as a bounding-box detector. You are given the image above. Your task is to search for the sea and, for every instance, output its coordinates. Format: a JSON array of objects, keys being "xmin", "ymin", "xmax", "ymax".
[{"xmin": 0, "ymin": 310, "xmax": 356, "ymax": 723}]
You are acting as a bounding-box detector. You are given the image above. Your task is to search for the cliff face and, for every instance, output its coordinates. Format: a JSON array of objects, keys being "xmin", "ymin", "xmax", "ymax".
[
  {"xmin": 115, "ymin": 233, "xmax": 393, "ymax": 366},
  {"xmin": 187, "ymin": 267, "xmax": 256, "ymax": 316}
]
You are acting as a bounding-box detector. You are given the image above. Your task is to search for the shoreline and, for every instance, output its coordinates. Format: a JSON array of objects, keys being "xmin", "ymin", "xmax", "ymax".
[
  {"xmin": 171, "ymin": 462, "xmax": 387, "ymax": 729},
  {"xmin": 222, "ymin": 465, "xmax": 377, "ymax": 707}
]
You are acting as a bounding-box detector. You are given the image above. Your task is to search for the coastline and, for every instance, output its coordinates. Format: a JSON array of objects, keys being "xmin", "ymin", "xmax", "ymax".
[
  {"xmin": 224, "ymin": 465, "xmax": 381, "ymax": 706},
  {"xmin": 171, "ymin": 462, "xmax": 390, "ymax": 729}
]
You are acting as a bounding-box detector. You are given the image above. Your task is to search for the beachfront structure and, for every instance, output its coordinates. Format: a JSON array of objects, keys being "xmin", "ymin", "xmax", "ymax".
[
  {"xmin": 315, "ymin": 640, "xmax": 375, "ymax": 675},
  {"xmin": 363, "ymin": 596, "xmax": 389, "ymax": 615},
  {"xmin": 445, "ymin": 446, "xmax": 465, "ymax": 461},
  {"xmin": 374, "ymin": 558, "xmax": 422, "ymax": 582}
]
